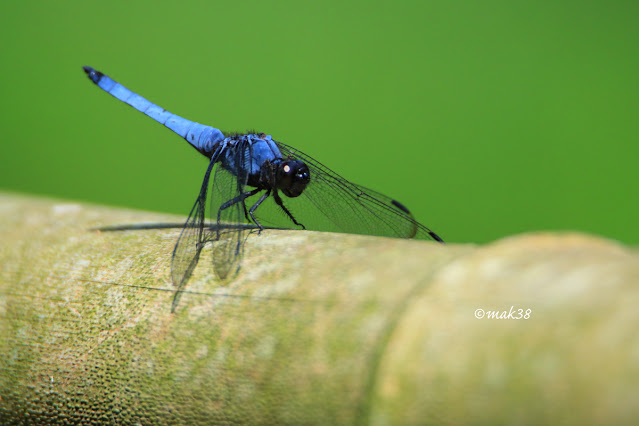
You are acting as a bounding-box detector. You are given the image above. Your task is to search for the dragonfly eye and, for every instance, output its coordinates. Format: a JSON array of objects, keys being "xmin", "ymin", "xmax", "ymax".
[{"xmin": 277, "ymin": 160, "xmax": 310, "ymax": 197}]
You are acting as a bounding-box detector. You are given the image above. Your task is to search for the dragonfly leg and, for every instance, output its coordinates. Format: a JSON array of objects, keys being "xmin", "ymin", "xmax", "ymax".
[
  {"xmin": 273, "ymin": 190, "xmax": 306, "ymax": 230},
  {"xmin": 216, "ymin": 188, "xmax": 262, "ymax": 239},
  {"xmin": 247, "ymin": 189, "xmax": 271, "ymax": 234},
  {"xmin": 242, "ymin": 200, "xmax": 250, "ymax": 223}
]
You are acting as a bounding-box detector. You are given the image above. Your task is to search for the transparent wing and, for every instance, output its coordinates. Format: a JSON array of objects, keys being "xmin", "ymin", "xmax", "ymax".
[
  {"xmin": 170, "ymin": 150, "xmax": 221, "ymax": 313},
  {"xmin": 209, "ymin": 165, "xmax": 251, "ymax": 280},
  {"xmin": 255, "ymin": 141, "xmax": 442, "ymax": 241},
  {"xmin": 208, "ymin": 139, "xmax": 255, "ymax": 280}
]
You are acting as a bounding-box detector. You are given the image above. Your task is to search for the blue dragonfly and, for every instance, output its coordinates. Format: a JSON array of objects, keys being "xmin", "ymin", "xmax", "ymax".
[{"xmin": 83, "ymin": 66, "xmax": 443, "ymax": 312}]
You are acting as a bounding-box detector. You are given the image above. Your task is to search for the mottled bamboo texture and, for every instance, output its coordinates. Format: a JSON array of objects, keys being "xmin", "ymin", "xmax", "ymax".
[{"xmin": 1, "ymin": 193, "xmax": 637, "ymax": 424}]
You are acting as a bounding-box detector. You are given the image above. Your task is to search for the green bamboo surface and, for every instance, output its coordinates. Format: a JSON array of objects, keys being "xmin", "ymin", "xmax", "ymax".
[{"xmin": 0, "ymin": 192, "xmax": 637, "ymax": 424}]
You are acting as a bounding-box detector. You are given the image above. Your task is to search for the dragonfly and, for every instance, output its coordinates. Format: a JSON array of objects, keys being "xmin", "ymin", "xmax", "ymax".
[{"xmin": 83, "ymin": 66, "xmax": 443, "ymax": 312}]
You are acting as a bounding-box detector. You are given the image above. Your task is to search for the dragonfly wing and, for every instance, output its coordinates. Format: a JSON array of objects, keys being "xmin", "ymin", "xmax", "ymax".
[
  {"xmin": 209, "ymin": 140, "xmax": 254, "ymax": 280},
  {"xmin": 170, "ymin": 148, "xmax": 223, "ymax": 313},
  {"xmin": 209, "ymin": 166, "xmax": 250, "ymax": 280},
  {"xmin": 272, "ymin": 141, "xmax": 442, "ymax": 241}
]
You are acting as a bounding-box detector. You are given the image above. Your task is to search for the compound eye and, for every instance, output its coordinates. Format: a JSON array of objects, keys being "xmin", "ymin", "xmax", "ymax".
[{"xmin": 279, "ymin": 161, "xmax": 310, "ymax": 197}]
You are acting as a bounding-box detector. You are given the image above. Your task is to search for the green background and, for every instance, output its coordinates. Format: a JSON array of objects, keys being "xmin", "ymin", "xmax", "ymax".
[{"xmin": 1, "ymin": 0, "xmax": 637, "ymax": 244}]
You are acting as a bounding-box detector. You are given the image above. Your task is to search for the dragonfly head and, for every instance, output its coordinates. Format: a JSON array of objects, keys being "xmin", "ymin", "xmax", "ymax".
[{"xmin": 277, "ymin": 160, "xmax": 310, "ymax": 197}]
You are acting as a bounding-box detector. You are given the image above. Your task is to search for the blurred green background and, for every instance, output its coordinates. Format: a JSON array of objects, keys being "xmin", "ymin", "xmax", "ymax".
[{"xmin": 1, "ymin": 1, "xmax": 637, "ymax": 244}]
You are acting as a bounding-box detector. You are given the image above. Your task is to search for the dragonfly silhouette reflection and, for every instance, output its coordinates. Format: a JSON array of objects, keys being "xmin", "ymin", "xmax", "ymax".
[{"xmin": 83, "ymin": 66, "xmax": 443, "ymax": 312}]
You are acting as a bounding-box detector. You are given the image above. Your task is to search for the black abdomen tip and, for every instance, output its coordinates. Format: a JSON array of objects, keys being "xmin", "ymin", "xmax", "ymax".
[{"xmin": 82, "ymin": 66, "xmax": 103, "ymax": 84}]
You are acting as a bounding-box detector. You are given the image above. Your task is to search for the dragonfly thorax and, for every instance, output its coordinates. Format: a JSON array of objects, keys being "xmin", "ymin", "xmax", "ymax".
[{"xmin": 223, "ymin": 133, "xmax": 310, "ymax": 198}]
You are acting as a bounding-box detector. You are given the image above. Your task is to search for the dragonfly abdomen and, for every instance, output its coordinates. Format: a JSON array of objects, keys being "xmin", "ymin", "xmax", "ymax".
[{"xmin": 83, "ymin": 66, "xmax": 224, "ymax": 158}]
